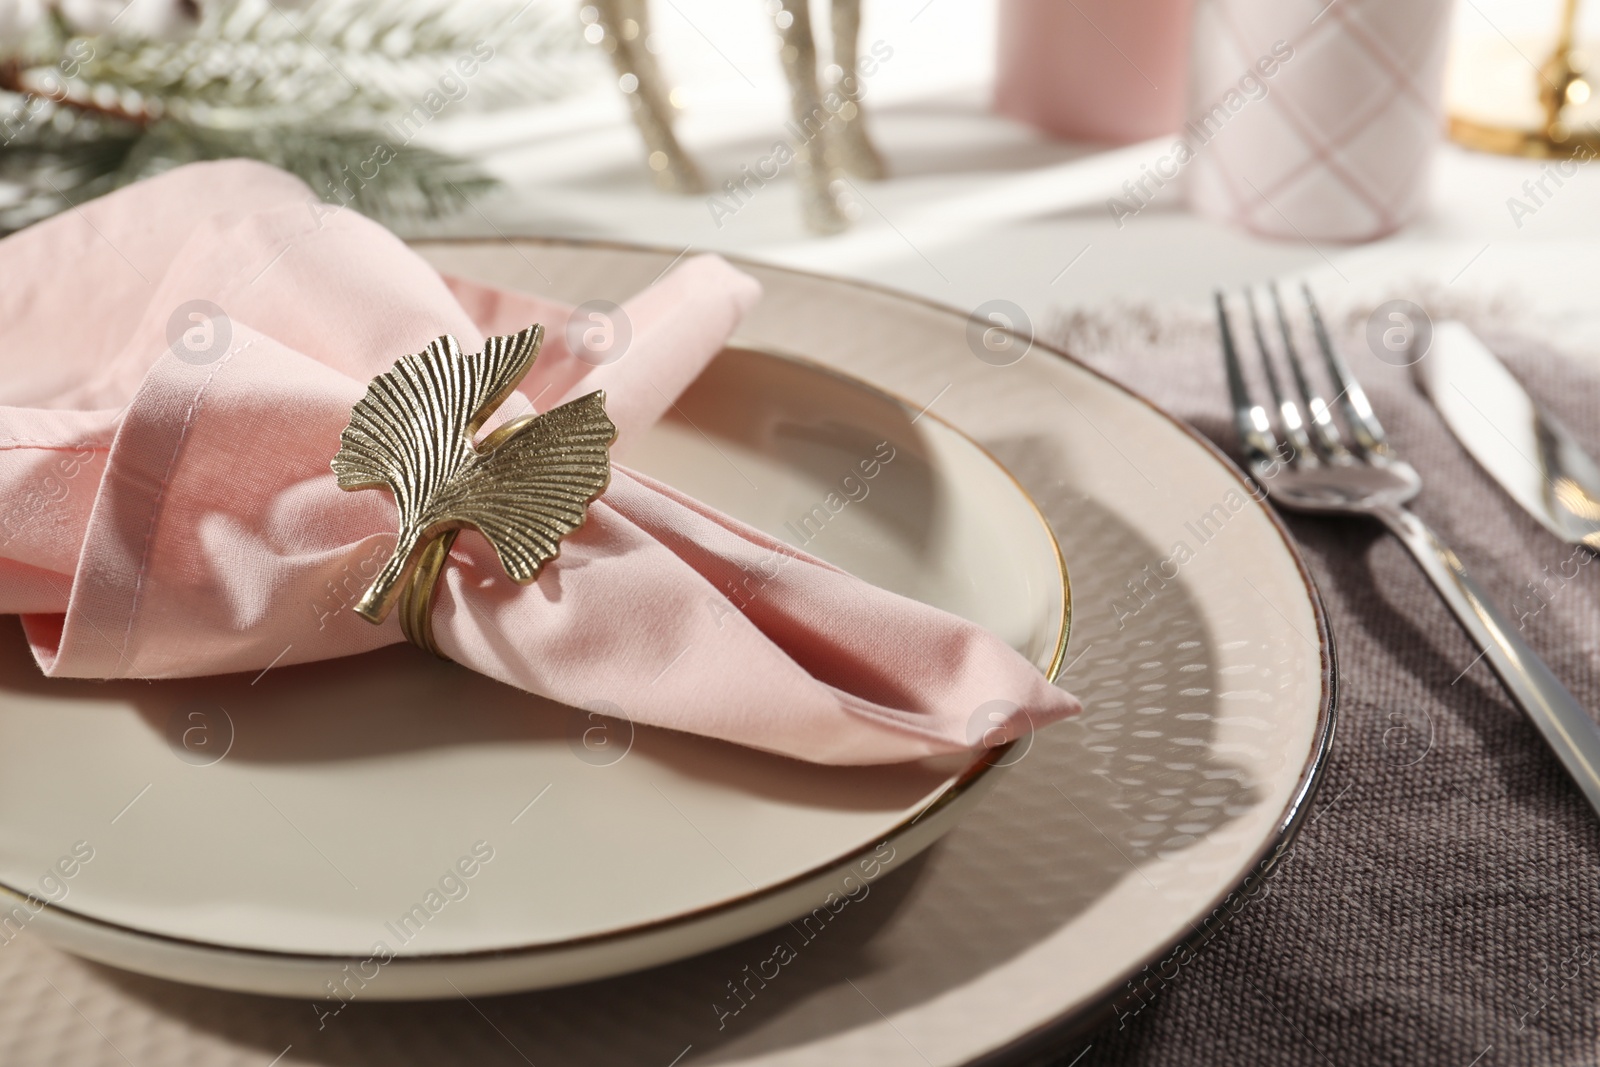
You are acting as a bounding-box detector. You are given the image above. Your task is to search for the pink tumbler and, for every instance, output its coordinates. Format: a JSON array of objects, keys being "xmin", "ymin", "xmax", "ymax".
[
  {"xmin": 995, "ymin": 0, "xmax": 1196, "ymax": 144},
  {"xmin": 1184, "ymin": 0, "xmax": 1453, "ymax": 241}
]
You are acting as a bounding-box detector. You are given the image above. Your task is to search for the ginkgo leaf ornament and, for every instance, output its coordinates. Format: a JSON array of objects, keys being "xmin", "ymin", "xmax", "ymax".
[{"xmin": 331, "ymin": 323, "xmax": 616, "ymax": 654}]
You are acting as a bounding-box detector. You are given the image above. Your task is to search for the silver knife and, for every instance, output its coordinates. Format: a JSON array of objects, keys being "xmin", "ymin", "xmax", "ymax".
[
  {"xmin": 1416, "ymin": 321, "xmax": 1600, "ymax": 549},
  {"xmin": 1414, "ymin": 321, "xmax": 1600, "ymax": 818}
]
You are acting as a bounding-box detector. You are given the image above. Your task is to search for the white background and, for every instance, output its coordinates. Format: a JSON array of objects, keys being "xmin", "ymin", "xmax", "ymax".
[{"xmin": 422, "ymin": 0, "xmax": 1600, "ymax": 354}]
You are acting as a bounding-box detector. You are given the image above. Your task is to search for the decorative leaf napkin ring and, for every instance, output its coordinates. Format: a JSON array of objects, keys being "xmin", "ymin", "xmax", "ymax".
[{"xmin": 331, "ymin": 324, "xmax": 617, "ymax": 658}]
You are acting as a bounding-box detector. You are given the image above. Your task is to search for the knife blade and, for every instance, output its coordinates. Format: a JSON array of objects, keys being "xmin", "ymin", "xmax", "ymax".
[{"xmin": 1415, "ymin": 321, "xmax": 1600, "ymax": 549}]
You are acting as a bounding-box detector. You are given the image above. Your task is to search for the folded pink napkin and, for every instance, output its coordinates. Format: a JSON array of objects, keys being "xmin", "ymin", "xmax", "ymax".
[{"xmin": 0, "ymin": 160, "xmax": 1079, "ymax": 764}]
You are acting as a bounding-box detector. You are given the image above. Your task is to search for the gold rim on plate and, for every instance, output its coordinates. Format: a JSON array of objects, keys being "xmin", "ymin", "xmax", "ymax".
[{"xmin": 0, "ymin": 342, "xmax": 1074, "ymax": 972}]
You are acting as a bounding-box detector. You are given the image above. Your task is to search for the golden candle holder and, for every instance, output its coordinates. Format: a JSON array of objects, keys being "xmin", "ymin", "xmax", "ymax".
[{"xmin": 1449, "ymin": 0, "xmax": 1600, "ymax": 158}]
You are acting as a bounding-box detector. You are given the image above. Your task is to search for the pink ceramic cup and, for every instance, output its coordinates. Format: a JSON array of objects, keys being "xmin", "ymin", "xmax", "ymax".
[
  {"xmin": 1184, "ymin": 0, "xmax": 1453, "ymax": 242},
  {"xmin": 994, "ymin": 0, "xmax": 1196, "ymax": 144}
]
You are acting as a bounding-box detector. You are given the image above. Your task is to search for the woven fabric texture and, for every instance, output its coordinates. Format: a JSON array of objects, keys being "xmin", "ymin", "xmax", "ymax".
[{"xmin": 1060, "ymin": 295, "xmax": 1600, "ymax": 1067}]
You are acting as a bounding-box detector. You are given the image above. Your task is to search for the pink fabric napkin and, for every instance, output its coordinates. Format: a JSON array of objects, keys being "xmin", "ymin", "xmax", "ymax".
[{"xmin": 0, "ymin": 160, "xmax": 1079, "ymax": 765}]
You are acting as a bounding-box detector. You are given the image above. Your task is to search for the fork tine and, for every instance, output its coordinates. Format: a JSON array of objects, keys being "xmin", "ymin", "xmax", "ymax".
[
  {"xmin": 1302, "ymin": 284, "xmax": 1391, "ymax": 457},
  {"xmin": 1245, "ymin": 288, "xmax": 1314, "ymax": 463},
  {"xmin": 1214, "ymin": 291, "xmax": 1278, "ymax": 466},
  {"xmin": 1269, "ymin": 283, "xmax": 1352, "ymax": 462}
]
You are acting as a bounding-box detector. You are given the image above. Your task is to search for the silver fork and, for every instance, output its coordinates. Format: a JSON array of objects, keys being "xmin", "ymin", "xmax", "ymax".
[{"xmin": 1217, "ymin": 284, "xmax": 1600, "ymax": 818}]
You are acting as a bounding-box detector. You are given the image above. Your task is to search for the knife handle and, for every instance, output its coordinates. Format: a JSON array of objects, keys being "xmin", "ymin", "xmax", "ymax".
[{"xmin": 1379, "ymin": 504, "xmax": 1600, "ymax": 816}]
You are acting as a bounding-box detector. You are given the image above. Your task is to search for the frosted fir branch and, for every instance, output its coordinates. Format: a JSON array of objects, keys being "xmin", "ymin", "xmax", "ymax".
[
  {"xmin": 0, "ymin": 106, "xmax": 496, "ymax": 232},
  {"xmin": 60, "ymin": 0, "xmax": 593, "ymax": 124},
  {"xmin": 0, "ymin": 0, "xmax": 206, "ymax": 56},
  {"xmin": 0, "ymin": 0, "xmax": 589, "ymax": 233}
]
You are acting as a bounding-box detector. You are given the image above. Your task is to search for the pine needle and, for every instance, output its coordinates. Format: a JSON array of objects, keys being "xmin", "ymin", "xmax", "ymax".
[
  {"xmin": 0, "ymin": 107, "xmax": 498, "ymax": 232},
  {"xmin": 0, "ymin": 0, "xmax": 593, "ymax": 233},
  {"xmin": 69, "ymin": 0, "xmax": 592, "ymax": 124}
]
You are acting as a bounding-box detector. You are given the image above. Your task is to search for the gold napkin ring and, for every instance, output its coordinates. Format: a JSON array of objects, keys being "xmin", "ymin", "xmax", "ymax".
[
  {"xmin": 329, "ymin": 324, "xmax": 617, "ymax": 660},
  {"xmin": 397, "ymin": 529, "xmax": 457, "ymax": 658}
]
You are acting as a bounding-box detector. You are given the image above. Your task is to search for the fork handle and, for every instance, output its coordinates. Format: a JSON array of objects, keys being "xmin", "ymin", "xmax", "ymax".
[{"xmin": 1378, "ymin": 504, "xmax": 1600, "ymax": 816}]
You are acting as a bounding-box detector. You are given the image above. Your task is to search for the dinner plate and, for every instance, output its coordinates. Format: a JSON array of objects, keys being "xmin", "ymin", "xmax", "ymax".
[
  {"xmin": 0, "ymin": 347, "xmax": 1069, "ymax": 997},
  {"xmin": 413, "ymin": 239, "xmax": 1335, "ymax": 1063},
  {"xmin": 0, "ymin": 239, "xmax": 1333, "ymax": 1067}
]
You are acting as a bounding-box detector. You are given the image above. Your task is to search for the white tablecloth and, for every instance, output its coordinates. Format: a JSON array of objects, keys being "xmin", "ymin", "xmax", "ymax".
[{"xmin": 411, "ymin": 0, "xmax": 1600, "ymax": 358}]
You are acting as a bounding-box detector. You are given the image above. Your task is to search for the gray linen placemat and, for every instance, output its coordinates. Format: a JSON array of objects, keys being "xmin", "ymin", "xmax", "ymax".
[{"xmin": 1053, "ymin": 293, "xmax": 1600, "ymax": 1067}]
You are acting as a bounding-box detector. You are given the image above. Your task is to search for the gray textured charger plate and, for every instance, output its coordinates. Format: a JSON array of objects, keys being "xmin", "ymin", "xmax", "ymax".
[{"xmin": 0, "ymin": 239, "xmax": 1333, "ymax": 1067}]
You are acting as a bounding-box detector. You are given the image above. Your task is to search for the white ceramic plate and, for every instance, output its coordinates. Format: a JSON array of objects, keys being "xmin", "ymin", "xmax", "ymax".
[
  {"xmin": 0, "ymin": 346, "xmax": 1069, "ymax": 998},
  {"xmin": 0, "ymin": 240, "xmax": 1332, "ymax": 1067},
  {"xmin": 404, "ymin": 240, "xmax": 1335, "ymax": 1064}
]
